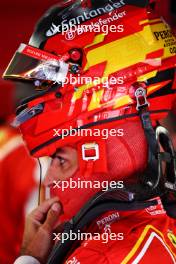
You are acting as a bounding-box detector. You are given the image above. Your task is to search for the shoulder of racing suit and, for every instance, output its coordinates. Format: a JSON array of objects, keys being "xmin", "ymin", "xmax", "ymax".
[{"xmin": 64, "ymin": 201, "xmax": 176, "ymax": 264}]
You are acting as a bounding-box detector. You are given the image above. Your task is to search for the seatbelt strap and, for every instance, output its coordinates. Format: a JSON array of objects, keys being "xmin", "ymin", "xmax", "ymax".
[
  {"xmin": 135, "ymin": 86, "xmax": 159, "ymax": 189},
  {"xmin": 135, "ymin": 86, "xmax": 176, "ymax": 192}
]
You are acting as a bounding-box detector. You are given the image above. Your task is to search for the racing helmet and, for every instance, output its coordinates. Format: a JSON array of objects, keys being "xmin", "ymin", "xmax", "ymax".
[{"xmin": 3, "ymin": 0, "xmax": 176, "ymax": 219}]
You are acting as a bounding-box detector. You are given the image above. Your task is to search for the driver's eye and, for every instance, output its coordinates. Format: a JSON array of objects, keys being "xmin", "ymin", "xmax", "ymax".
[
  {"xmin": 52, "ymin": 154, "xmax": 65, "ymax": 166},
  {"xmin": 58, "ymin": 157, "xmax": 65, "ymax": 165}
]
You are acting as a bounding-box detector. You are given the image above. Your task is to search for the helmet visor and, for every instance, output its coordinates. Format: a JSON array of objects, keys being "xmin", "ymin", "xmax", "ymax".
[{"xmin": 3, "ymin": 43, "xmax": 69, "ymax": 87}]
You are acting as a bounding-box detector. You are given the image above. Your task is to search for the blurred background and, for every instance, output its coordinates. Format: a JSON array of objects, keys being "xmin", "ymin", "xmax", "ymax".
[
  {"xmin": 0, "ymin": 1, "xmax": 59, "ymax": 264},
  {"xmin": 0, "ymin": 0, "xmax": 175, "ymax": 263}
]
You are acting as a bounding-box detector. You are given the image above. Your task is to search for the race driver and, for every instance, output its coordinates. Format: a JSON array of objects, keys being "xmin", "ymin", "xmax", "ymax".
[{"xmin": 3, "ymin": 0, "xmax": 176, "ymax": 263}]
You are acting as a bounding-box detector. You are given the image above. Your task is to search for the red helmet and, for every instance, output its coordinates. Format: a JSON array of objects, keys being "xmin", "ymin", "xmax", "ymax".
[
  {"xmin": 3, "ymin": 0, "xmax": 176, "ymax": 219},
  {"xmin": 3, "ymin": 0, "xmax": 176, "ymax": 158}
]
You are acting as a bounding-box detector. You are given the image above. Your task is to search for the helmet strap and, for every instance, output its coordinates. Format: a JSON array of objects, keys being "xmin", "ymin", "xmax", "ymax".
[
  {"xmin": 77, "ymin": 139, "xmax": 108, "ymax": 178},
  {"xmin": 134, "ymin": 85, "xmax": 176, "ymax": 196}
]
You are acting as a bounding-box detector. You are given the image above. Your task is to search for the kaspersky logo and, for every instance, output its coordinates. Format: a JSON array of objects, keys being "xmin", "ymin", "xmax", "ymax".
[{"xmin": 46, "ymin": 0, "xmax": 125, "ymax": 37}]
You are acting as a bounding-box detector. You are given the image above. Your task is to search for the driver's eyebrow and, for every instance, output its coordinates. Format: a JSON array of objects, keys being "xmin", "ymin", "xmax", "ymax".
[
  {"xmin": 52, "ymin": 148, "xmax": 69, "ymax": 159},
  {"xmin": 56, "ymin": 148, "xmax": 67, "ymax": 155},
  {"xmin": 52, "ymin": 150, "xmax": 62, "ymax": 158}
]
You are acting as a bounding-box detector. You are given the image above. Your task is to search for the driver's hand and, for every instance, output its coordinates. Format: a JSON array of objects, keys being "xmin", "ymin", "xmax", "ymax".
[{"xmin": 20, "ymin": 197, "xmax": 62, "ymax": 264}]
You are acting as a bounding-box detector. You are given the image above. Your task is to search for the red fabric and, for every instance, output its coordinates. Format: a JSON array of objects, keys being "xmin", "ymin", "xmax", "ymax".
[
  {"xmin": 0, "ymin": 126, "xmax": 36, "ymax": 264},
  {"xmin": 172, "ymin": 98, "xmax": 176, "ymax": 116},
  {"xmin": 156, "ymin": 0, "xmax": 172, "ymax": 24},
  {"xmin": 51, "ymin": 120, "xmax": 148, "ymax": 222},
  {"xmin": 65, "ymin": 198, "xmax": 176, "ymax": 263},
  {"xmin": 0, "ymin": 80, "xmax": 15, "ymax": 120}
]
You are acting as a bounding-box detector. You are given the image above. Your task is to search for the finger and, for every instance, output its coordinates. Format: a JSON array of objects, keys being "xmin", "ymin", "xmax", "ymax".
[
  {"xmin": 42, "ymin": 202, "xmax": 62, "ymax": 231},
  {"xmin": 29, "ymin": 197, "xmax": 59, "ymax": 222}
]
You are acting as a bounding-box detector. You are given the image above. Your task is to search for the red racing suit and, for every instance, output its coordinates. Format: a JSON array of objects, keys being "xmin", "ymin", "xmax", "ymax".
[
  {"xmin": 64, "ymin": 198, "xmax": 176, "ymax": 264},
  {"xmin": 0, "ymin": 125, "xmax": 36, "ymax": 264}
]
